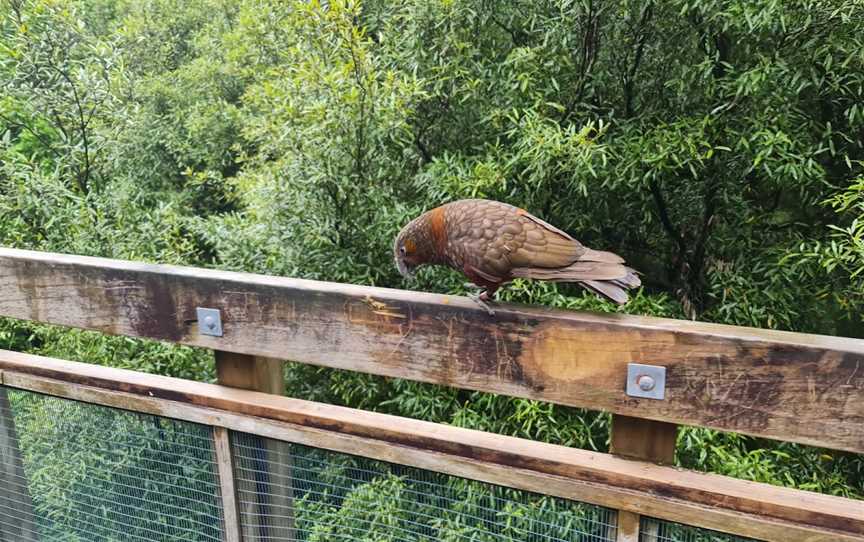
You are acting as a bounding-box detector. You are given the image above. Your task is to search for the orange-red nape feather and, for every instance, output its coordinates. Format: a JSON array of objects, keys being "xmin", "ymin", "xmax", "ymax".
[{"xmin": 429, "ymin": 206, "xmax": 448, "ymax": 257}]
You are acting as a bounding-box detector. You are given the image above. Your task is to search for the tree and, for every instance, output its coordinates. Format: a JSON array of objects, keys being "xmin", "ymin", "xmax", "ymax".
[
  {"xmin": 1, "ymin": 0, "xmax": 119, "ymax": 194},
  {"xmin": 0, "ymin": 0, "xmax": 862, "ymax": 503}
]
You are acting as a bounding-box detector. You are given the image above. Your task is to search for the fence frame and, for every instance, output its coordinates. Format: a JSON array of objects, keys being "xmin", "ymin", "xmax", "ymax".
[
  {"xmin": 0, "ymin": 247, "xmax": 862, "ymax": 542},
  {"xmin": 0, "ymin": 351, "xmax": 862, "ymax": 542}
]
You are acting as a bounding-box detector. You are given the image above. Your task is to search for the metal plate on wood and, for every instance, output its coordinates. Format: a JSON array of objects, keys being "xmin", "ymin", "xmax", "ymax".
[
  {"xmin": 626, "ymin": 363, "xmax": 666, "ymax": 400},
  {"xmin": 196, "ymin": 307, "xmax": 223, "ymax": 337}
]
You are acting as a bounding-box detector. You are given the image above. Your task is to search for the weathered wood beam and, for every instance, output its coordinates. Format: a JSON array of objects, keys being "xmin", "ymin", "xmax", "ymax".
[
  {"xmin": 0, "ymin": 351, "xmax": 861, "ymax": 542},
  {"xmin": 0, "ymin": 248, "xmax": 862, "ymax": 453}
]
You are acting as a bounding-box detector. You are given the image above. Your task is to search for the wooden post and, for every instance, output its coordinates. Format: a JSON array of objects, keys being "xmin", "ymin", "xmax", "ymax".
[
  {"xmin": 215, "ymin": 353, "xmax": 285, "ymax": 396},
  {"xmin": 609, "ymin": 415, "xmax": 677, "ymax": 464},
  {"xmin": 610, "ymin": 414, "xmax": 678, "ymax": 542},
  {"xmin": 615, "ymin": 510, "xmax": 640, "ymax": 542},
  {"xmin": 214, "ymin": 352, "xmax": 294, "ymax": 542},
  {"xmin": 213, "ymin": 426, "xmax": 241, "ymax": 542},
  {"xmin": 0, "ymin": 385, "xmax": 38, "ymax": 542}
]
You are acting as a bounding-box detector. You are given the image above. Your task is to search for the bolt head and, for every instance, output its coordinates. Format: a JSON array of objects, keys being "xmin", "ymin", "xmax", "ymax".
[
  {"xmin": 637, "ymin": 374, "xmax": 655, "ymax": 391},
  {"xmin": 204, "ymin": 315, "xmax": 216, "ymax": 329}
]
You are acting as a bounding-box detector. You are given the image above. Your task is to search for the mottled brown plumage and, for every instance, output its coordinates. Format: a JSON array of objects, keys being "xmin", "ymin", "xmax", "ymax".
[{"xmin": 394, "ymin": 199, "xmax": 640, "ymax": 312}]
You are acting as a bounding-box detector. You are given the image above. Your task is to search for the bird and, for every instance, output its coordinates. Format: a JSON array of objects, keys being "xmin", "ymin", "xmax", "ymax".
[{"xmin": 393, "ymin": 199, "xmax": 640, "ymax": 314}]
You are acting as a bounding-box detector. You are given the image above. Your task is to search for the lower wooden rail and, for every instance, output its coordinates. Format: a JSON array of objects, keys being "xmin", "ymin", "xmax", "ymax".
[{"xmin": 0, "ymin": 350, "xmax": 861, "ymax": 542}]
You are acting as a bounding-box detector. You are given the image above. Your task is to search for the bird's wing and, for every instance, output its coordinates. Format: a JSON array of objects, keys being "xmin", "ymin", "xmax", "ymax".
[
  {"xmin": 518, "ymin": 210, "xmax": 575, "ymax": 241},
  {"xmin": 506, "ymin": 210, "xmax": 586, "ymax": 269},
  {"xmin": 467, "ymin": 263, "xmax": 506, "ymax": 284}
]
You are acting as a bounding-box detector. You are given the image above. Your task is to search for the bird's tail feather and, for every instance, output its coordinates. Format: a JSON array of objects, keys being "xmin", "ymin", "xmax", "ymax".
[
  {"xmin": 582, "ymin": 267, "xmax": 640, "ymax": 304},
  {"xmin": 580, "ymin": 279, "xmax": 629, "ymax": 305},
  {"xmin": 580, "ymin": 247, "xmax": 625, "ymax": 264},
  {"xmin": 511, "ymin": 262, "xmax": 630, "ymax": 281},
  {"xmin": 511, "ymin": 263, "xmax": 641, "ymax": 305}
]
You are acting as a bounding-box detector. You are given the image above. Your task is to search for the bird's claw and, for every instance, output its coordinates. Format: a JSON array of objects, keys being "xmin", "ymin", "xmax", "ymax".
[{"xmin": 467, "ymin": 291, "xmax": 496, "ymax": 316}]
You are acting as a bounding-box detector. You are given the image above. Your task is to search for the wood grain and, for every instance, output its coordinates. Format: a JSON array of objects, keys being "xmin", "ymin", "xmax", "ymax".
[
  {"xmin": 0, "ymin": 248, "xmax": 863, "ymax": 453},
  {"xmin": 213, "ymin": 427, "xmax": 241, "ymax": 542},
  {"xmin": 215, "ymin": 352, "xmax": 284, "ymax": 396},
  {"xmin": 0, "ymin": 383, "xmax": 37, "ymax": 542},
  {"xmin": 0, "ymin": 351, "xmax": 861, "ymax": 542},
  {"xmin": 610, "ymin": 415, "xmax": 677, "ymax": 464},
  {"xmin": 615, "ymin": 510, "xmax": 640, "ymax": 542}
]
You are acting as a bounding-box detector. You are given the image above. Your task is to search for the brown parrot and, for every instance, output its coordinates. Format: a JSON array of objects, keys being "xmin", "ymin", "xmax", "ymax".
[{"xmin": 393, "ymin": 199, "xmax": 640, "ymax": 313}]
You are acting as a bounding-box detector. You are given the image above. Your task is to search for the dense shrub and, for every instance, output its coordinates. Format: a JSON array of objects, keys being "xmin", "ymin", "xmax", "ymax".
[{"xmin": 1, "ymin": 0, "xmax": 862, "ymax": 502}]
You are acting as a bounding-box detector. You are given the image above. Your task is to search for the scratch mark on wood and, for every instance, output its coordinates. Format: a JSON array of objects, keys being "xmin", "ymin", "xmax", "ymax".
[{"xmin": 846, "ymin": 361, "xmax": 860, "ymax": 387}]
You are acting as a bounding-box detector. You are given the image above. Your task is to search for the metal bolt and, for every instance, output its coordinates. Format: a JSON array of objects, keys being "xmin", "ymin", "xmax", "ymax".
[
  {"xmin": 637, "ymin": 374, "xmax": 655, "ymax": 392},
  {"xmin": 626, "ymin": 363, "xmax": 665, "ymax": 400},
  {"xmin": 196, "ymin": 308, "xmax": 223, "ymax": 337}
]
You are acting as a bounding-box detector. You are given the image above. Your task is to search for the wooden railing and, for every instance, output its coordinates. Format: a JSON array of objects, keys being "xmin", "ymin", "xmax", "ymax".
[{"xmin": 0, "ymin": 247, "xmax": 862, "ymax": 541}]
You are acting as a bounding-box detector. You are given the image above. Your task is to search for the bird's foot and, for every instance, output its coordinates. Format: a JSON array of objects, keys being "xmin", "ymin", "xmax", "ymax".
[{"xmin": 467, "ymin": 291, "xmax": 496, "ymax": 316}]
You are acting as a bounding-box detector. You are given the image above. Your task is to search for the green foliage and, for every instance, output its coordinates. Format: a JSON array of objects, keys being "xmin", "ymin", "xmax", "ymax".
[
  {"xmin": 0, "ymin": 318, "xmax": 214, "ymax": 380},
  {"xmin": 679, "ymin": 428, "xmax": 863, "ymax": 499},
  {"xmin": 291, "ymin": 445, "xmax": 613, "ymax": 542},
  {"xmin": 9, "ymin": 389, "xmax": 222, "ymax": 541},
  {"xmin": 1, "ymin": 0, "xmax": 862, "ymax": 515},
  {"xmin": 0, "ymin": 0, "xmax": 119, "ymax": 194},
  {"xmin": 788, "ymin": 174, "xmax": 864, "ymax": 323}
]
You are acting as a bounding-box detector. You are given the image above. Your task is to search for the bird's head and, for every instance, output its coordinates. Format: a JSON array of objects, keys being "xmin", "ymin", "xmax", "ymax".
[{"xmin": 393, "ymin": 216, "xmax": 432, "ymax": 278}]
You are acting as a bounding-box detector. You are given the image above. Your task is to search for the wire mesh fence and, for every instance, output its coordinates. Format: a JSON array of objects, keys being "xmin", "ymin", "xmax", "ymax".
[
  {"xmin": 640, "ymin": 517, "xmax": 759, "ymax": 542},
  {"xmin": 0, "ymin": 386, "xmax": 224, "ymax": 541},
  {"xmin": 0, "ymin": 385, "xmax": 762, "ymax": 542},
  {"xmin": 231, "ymin": 432, "xmax": 618, "ymax": 542},
  {"xmin": 1, "ymin": 386, "xmax": 620, "ymax": 541}
]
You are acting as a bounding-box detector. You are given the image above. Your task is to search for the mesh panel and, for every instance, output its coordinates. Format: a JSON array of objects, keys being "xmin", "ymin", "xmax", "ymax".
[
  {"xmin": 2, "ymin": 383, "xmax": 769, "ymax": 542},
  {"xmin": 231, "ymin": 431, "xmax": 618, "ymax": 542},
  {"xmin": 0, "ymin": 386, "xmax": 224, "ymax": 541},
  {"xmin": 640, "ymin": 517, "xmax": 760, "ymax": 542}
]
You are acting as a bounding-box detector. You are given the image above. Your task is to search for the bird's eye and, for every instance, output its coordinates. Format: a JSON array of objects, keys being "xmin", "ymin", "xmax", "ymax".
[{"xmin": 399, "ymin": 246, "xmax": 406, "ymax": 255}]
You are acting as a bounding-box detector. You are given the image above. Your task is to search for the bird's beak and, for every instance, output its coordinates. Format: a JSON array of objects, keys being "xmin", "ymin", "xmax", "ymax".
[{"xmin": 396, "ymin": 258, "xmax": 414, "ymax": 279}]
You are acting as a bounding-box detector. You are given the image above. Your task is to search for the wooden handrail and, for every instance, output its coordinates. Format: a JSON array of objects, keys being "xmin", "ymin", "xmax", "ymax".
[
  {"xmin": 1, "ymin": 247, "xmax": 863, "ymax": 453},
  {"xmin": 0, "ymin": 350, "xmax": 861, "ymax": 542}
]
